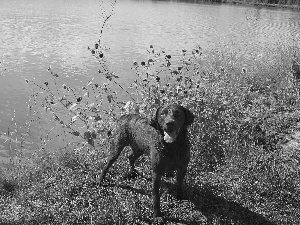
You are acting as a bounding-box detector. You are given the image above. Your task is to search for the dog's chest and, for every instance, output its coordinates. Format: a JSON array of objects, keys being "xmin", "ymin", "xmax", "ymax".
[{"xmin": 160, "ymin": 141, "xmax": 190, "ymax": 166}]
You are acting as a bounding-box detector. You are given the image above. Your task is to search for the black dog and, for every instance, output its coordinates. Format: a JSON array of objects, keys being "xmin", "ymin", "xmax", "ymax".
[{"xmin": 99, "ymin": 104, "xmax": 194, "ymax": 221}]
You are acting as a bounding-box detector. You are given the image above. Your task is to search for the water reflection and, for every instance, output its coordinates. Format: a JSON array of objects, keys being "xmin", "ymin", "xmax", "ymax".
[{"xmin": 0, "ymin": 0, "xmax": 299, "ymax": 163}]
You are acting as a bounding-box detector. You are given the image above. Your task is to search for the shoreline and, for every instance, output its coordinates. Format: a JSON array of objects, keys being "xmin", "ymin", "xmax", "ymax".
[{"xmin": 223, "ymin": 0, "xmax": 300, "ymax": 10}]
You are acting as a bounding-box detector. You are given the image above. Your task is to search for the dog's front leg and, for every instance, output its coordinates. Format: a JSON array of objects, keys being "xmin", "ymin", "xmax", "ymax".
[
  {"xmin": 152, "ymin": 170, "xmax": 162, "ymax": 219},
  {"xmin": 176, "ymin": 166, "xmax": 187, "ymax": 200}
]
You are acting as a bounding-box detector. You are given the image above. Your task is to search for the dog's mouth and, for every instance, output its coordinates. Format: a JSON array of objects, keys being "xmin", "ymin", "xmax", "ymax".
[{"xmin": 163, "ymin": 130, "xmax": 178, "ymax": 143}]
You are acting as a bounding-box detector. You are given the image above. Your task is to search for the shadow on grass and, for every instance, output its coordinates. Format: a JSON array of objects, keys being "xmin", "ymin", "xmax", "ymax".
[
  {"xmin": 100, "ymin": 165, "xmax": 277, "ymax": 225},
  {"xmin": 186, "ymin": 183, "xmax": 277, "ymax": 225}
]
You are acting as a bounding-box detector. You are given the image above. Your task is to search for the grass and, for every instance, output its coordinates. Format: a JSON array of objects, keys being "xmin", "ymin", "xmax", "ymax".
[{"xmin": 1, "ymin": 33, "xmax": 300, "ymax": 225}]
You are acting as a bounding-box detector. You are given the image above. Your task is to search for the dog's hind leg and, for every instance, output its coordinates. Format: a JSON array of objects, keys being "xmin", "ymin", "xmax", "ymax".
[
  {"xmin": 128, "ymin": 147, "xmax": 143, "ymax": 179},
  {"xmin": 99, "ymin": 132, "xmax": 128, "ymax": 184}
]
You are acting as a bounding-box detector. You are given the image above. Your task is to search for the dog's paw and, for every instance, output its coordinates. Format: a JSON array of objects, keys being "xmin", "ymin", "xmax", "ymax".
[
  {"xmin": 153, "ymin": 216, "xmax": 164, "ymax": 225},
  {"xmin": 165, "ymin": 171, "xmax": 175, "ymax": 178}
]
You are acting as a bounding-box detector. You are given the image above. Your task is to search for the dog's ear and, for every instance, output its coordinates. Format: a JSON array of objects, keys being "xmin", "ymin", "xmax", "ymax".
[
  {"xmin": 184, "ymin": 108, "xmax": 194, "ymax": 126},
  {"xmin": 149, "ymin": 107, "xmax": 160, "ymax": 130}
]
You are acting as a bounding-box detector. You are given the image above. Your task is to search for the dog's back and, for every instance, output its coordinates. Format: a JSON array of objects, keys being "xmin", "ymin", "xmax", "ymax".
[{"xmin": 114, "ymin": 114, "xmax": 162, "ymax": 153}]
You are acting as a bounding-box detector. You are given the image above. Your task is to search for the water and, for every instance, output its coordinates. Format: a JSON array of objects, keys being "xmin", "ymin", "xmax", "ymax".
[{"xmin": 0, "ymin": 0, "xmax": 300, "ymax": 165}]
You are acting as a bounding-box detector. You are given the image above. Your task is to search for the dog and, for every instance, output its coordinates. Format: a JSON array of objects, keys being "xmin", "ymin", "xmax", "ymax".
[{"xmin": 99, "ymin": 104, "xmax": 194, "ymax": 222}]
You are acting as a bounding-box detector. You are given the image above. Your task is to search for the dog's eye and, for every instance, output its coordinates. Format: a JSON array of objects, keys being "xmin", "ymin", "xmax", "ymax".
[{"xmin": 161, "ymin": 109, "xmax": 168, "ymax": 116}]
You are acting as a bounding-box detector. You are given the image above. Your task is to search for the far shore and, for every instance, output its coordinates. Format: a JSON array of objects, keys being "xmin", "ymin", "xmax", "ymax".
[
  {"xmin": 178, "ymin": 0, "xmax": 300, "ymax": 10},
  {"xmin": 226, "ymin": 0, "xmax": 300, "ymax": 10}
]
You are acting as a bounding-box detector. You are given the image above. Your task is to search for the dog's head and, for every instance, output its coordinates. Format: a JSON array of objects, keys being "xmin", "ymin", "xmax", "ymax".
[{"xmin": 150, "ymin": 104, "xmax": 194, "ymax": 143}]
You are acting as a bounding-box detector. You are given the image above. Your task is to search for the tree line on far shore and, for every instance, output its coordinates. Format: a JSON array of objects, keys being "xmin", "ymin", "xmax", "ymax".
[{"xmin": 170, "ymin": 0, "xmax": 300, "ymax": 7}]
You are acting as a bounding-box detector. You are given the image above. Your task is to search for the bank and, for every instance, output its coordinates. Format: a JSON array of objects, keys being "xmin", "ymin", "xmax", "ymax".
[{"xmin": 226, "ymin": 0, "xmax": 300, "ymax": 10}]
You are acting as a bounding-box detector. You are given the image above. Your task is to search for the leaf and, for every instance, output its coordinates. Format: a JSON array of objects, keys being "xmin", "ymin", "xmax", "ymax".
[
  {"xmin": 148, "ymin": 59, "xmax": 154, "ymax": 64},
  {"xmin": 84, "ymin": 131, "xmax": 95, "ymax": 147},
  {"xmin": 94, "ymin": 115, "xmax": 101, "ymax": 121},
  {"xmin": 107, "ymin": 94, "xmax": 113, "ymax": 103},
  {"xmin": 53, "ymin": 114, "xmax": 60, "ymax": 122},
  {"xmin": 69, "ymin": 103, "xmax": 78, "ymax": 111},
  {"xmin": 71, "ymin": 115, "xmax": 77, "ymax": 123},
  {"xmin": 111, "ymin": 73, "xmax": 119, "ymax": 78},
  {"xmin": 71, "ymin": 131, "xmax": 80, "ymax": 137}
]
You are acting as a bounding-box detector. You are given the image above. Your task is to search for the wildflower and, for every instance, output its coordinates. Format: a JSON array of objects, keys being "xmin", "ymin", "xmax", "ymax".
[
  {"xmin": 150, "ymin": 45, "xmax": 153, "ymax": 48},
  {"xmin": 141, "ymin": 61, "xmax": 146, "ymax": 66},
  {"xmin": 91, "ymin": 50, "xmax": 95, "ymax": 54},
  {"xmin": 166, "ymin": 55, "xmax": 171, "ymax": 59},
  {"xmin": 95, "ymin": 43, "xmax": 99, "ymax": 49},
  {"xmin": 156, "ymin": 76, "xmax": 160, "ymax": 82},
  {"xmin": 99, "ymin": 53, "xmax": 104, "ymax": 58},
  {"xmin": 242, "ymin": 67, "xmax": 247, "ymax": 73},
  {"xmin": 44, "ymin": 82, "xmax": 48, "ymax": 86}
]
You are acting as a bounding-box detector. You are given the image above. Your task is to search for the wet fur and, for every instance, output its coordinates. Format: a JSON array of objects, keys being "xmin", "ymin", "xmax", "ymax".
[{"xmin": 99, "ymin": 104, "xmax": 194, "ymax": 221}]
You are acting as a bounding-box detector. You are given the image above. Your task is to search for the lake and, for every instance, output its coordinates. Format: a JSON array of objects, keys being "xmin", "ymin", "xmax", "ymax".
[{"xmin": 0, "ymin": 0, "xmax": 300, "ymax": 166}]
